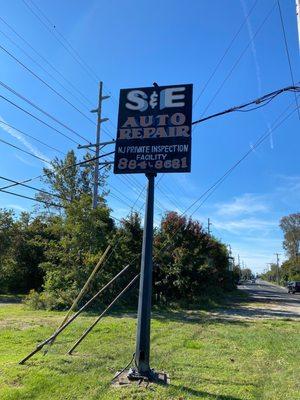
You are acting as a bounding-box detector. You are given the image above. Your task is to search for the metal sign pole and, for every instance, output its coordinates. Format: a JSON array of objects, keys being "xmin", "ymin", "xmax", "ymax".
[{"xmin": 134, "ymin": 172, "xmax": 156, "ymax": 376}]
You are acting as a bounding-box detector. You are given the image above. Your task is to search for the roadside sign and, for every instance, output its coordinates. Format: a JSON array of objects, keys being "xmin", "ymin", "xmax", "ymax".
[{"xmin": 113, "ymin": 84, "xmax": 193, "ymax": 174}]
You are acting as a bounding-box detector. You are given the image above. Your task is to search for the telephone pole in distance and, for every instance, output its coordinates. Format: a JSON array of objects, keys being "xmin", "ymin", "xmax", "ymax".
[{"xmin": 78, "ymin": 81, "xmax": 110, "ymax": 209}]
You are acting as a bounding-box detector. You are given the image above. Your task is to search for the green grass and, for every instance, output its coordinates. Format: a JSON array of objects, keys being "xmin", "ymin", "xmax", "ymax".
[{"xmin": 0, "ymin": 303, "xmax": 299, "ymax": 399}]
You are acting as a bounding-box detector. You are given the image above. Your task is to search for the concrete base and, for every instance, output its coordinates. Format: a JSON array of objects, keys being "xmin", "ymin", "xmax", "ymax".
[{"xmin": 112, "ymin": 369, "xmax": 170, "ymax": 388}]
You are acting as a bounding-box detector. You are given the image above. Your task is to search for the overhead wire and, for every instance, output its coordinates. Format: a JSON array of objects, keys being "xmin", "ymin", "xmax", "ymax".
[
  {"xmin": 0, "ymin": 80, "xmax": 92, "ymax": 143},
  {"xmin": 192, "ymin": 85, "xmax": 300, "ymax": 125},
  {"xmin": 22, "ymin": 0, "xmax": 99, "ymax": 84},
  {"xmin": 0, "ymin": 136, "xmax": 51, "ymax": 164},
  {"xmin": 0, "ymin": 44, "xmax": 96, "ymax": 127},
  {"xmin": 0, "ymin": 187, "xmax": 62, "ymax": 208},
  {"xmin": 0, "ymin": 120, "xmax": 65, "ymax": 155},
  {"xmin": 111, "ymin": 95, "xmax": 300, "ymax": 282},
  {"xmin": 23, "ymin": 0, "xmax": 120, "ymax": 104},
  {"xmin": 0, "ymin": 15, "xmax": 94, "ymax": 107},
  {"xmin": 277, "ymin": 0, "xmax": 300, "ymax": 120},
  {"xmin": 0, "ymin": 27, "xmax": 91, "ymax": 111},
  {"xmin": 0, "ymin": 94, "xmax": 80, "ymax": 145},
  {"xmin": 0, "ymin": 175, "xmax": 62, "ymax": 200},
  {"xmin": 198, "ymin": 1, "xmax": 277, "ymax": 120},
  {"xmin": 193, "ymin": 0, "xmax": 259, "ymax": 108}
]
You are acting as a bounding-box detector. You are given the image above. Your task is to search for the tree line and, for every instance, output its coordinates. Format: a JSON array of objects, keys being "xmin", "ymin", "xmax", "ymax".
[
  {"xmin": 0, "ymin": 151, "xmax": 239, "ymax": 309},
  {"xmin": 261, "ymin": 213, "xmax": 300, "ymax": 284}
]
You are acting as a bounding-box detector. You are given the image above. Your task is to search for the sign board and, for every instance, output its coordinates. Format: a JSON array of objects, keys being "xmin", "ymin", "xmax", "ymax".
[{"xmin": 113, "ymin": 84, "xmax": 193, "ymax": 174}]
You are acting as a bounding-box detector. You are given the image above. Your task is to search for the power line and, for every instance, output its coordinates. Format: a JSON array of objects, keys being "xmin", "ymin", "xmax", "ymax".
[
  {"xmin": 0, "ymin": 27, "xmax": 91, "ymax": 111},
  {"xmin": 0, "ymin": 15, "xmax": 94, "ymax": 107},
  {"xmin": 23, "ymin": 0, "xmax": 119, "ymax": 104},
  {"xmin": 0, "ymin": 153, "xmax": 102, "ymax": 191},
  {"xmin": 0, "ymin": 187, "xmax": 62, "ymax": 208},
  {"xmin": 153, "ymin": 99, "xmax": 300, "ymax": 262},
  {"xmin": 189, "ymin": 99, "xmax": 299, "ymax": 217},
  {"xmin": 0, "ymin": 175, "xmax": 62, "ymax": 199},
  {"xmin": 22, "ymin": 0, "xmax": 99, "ymax": 84},
  {"xmin": 277, "ymin": 0, "xmax": 300, "ymax": 120},
  {"xmin": 199, "ymin": 1, "xmax": 277, "ymax": 119},
  {"xmin": 0, "ymin": 94, "xmax": 80, "ymax": 145},
  {"xmin": 0, "ymin": 120, "xmax": 65, "ymax": 155},
  {"xmin": 0, "ymin": 136, "xmax": 51, "ymax": 164},
  {"xmin": 0, "ymin": 43, "xmax": 96, "ymax": 126},
  {"xmin": 0, "ymin": 80, "xmax": 91, "ymax": 143},
  {"xmin": 192, "ymin": 85, "xmax": 300, "ymax": 125},
  {"xmin": 193, "ymin": 0, "xmax": 259, "ymax": 108}
]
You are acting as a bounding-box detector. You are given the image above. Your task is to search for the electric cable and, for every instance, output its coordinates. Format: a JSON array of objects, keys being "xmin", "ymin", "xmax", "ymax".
[
  {"xmin": 112, "ymin": 353, "xmax": 136, "ymax": 382},
  {"xmin": 0, "ymin": 187, "xmax": 62, "ymax": 207},
  {"xmin": 0, "ymin": 175, "xmax": 62, "ymax": 199},
  {"xmin": 0, "ymin": 94, "xmax": 80, "ymax": 145},
  {"xmin": 22, "ymin": 0, "xmax": 99, "ymax": 84},
  {"xmin": 0, "ymin": 43, "xmax": 96, "ymax": 126},
  {"xmin": 0, "ymin": 80, "xmax": 92, "ymax": 142},
  {"xmin": 199, "ymin": 1, "xmax": 277, "ymax": 119},
  {"xmin": 277, "ymin": 0, "xmax": 300, "ymax": 120},
  {"xmin": 192, "ymin": 85, "xmax": 300, "ymax": 125},
  {"xmin": 193, "ymin": 0, "xmax": 259, "ymax": 108},
  {"xmin": 0, "ymin": 15, "xmax": 94, "ymax": 107},
  {"xmin": 0, "ymin": 136, "xmax": 51, "ymax": 164},
  {"xmin": 0, "ymin": 28, "xmax": 91, "ymax": 111},
  {"xmin": 0, "ymin": 120, "xmax": 65, "ymax": 155},
  {"xmin": 23, "ymin": 0, "xmax": 119, "ymax": 105}
]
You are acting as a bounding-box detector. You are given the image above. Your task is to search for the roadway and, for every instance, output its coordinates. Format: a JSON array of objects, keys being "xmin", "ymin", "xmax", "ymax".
[
  {"xmin": 210, "ymin": 279, "xmax": 300, "ymax": 320},
  {"xmin": 236, "ymin": 279, "xmax": 300, "ymax": 319}
]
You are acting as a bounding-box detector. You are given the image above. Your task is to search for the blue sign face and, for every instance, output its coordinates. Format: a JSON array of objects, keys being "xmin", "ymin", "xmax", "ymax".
[{"xmin": 114, "ymin": 84, "xmax": 193, "ymax": 174}]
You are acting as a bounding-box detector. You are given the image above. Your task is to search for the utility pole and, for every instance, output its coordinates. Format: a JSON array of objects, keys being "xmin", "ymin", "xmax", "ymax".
[
  {"xmin": 92, "ymin": 82, "xmax": 110, "ymax": 208},
  {"xmin": 238, "ymin": 254, "xmax": 241, "ymax": 268},
  {"xmin": 207, "ymin": 218, "xmax": 212, "ymax": 235},
  {"xmin": 275, "ymin": 253, "xmax": 280, "ymax": 285},
  {"xmin": 78, "ymin": 81, "xmax": 110, "ymax": 209}
]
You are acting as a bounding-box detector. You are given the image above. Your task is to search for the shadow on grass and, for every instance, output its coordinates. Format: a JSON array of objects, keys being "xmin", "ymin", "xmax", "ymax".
[
  {"xmin": 167, "ymin": 383, "xmax": 244, "ymax": 399},
  {"xmin": 152, "ymin": 309, "xmax": 250, "ymax": 326},
  {"xmin": 0, "ymin": 295, "xmax": 24, "ymax": 304},
  {"xmin": 170, "ymin": 385, "xmax": 241, "ymax": 400}
]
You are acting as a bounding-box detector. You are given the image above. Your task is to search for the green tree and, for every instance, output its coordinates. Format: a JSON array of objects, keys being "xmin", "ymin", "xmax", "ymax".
[
  {"xmin": 153, "ymin": 212, "xmax": 232, "ymax": 303},
  {"xmin": 280, "ymin": 213, "xmax": 300, "ymax": 261}
]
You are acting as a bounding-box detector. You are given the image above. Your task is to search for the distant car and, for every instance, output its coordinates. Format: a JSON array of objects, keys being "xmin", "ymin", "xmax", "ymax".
[
  {"xmin": 251, "ymin": 279, "xmax": 256, "ymax": 284},
  {"xmin": 287, "ymin": 281, "xmax": 300, "ymax": 294}
]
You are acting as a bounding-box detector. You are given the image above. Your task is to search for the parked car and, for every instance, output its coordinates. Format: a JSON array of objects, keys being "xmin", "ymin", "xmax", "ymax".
[{"xmin": 287, "ymin": 281, "xmax": 300, "ymax": 294}]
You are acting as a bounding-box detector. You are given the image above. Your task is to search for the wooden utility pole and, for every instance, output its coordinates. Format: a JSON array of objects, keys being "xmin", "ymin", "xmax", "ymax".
[
  {"xmin": 78, "ymin": 81, "xmax": 110, "ymax": 208},
  {"xmin": 207, "ymin": 218, "xmax": 212, "ymax": 235},
  {"xmin": 275, "ymin": 253, "xmax": 280, "ymax": 284},
  {"xmin": 92, "ymin": 82, "xmax": 110, "ymax": 208}
]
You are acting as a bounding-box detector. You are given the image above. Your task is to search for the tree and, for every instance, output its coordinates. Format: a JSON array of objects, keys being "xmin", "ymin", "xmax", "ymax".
[
  {"xmin": 36, "ymin": 150, "xmax": 109, "ymax": 209},
  {"xmin": 240, "ymin": 268, "xmax": 253, "ymax": 280},
  {"xmin": 153, "ymin": 212, "xmax": 232, "ymax": 303},
  {"xmin": 280, "ymin": 213, "xmax": 300, "ymax": 261},
  {"xmin": 0, "ymin": 210, "xmax": 52, "ymax": 294}
]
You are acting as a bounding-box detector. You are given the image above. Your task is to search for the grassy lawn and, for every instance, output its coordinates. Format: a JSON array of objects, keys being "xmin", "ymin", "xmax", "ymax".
[{"xmin": 0, "ymin": 303, "xmax": 299, "ymax": 399}]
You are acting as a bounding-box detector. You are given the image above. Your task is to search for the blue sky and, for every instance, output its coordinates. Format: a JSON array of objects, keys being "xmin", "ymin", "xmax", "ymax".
[{"xmin": 0, "ymin": 0, "xmax": 299, "ymax": 273}]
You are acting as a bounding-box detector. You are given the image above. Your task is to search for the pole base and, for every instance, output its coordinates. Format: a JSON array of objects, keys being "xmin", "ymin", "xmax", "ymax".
[{"xmin": 112, "ymin": 368, "xmax": 170, "ymax": 387}]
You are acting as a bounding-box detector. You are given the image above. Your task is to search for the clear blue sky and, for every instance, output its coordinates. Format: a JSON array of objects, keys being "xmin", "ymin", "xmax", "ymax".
[{"xmin": 0, "ymin": 0, "xmax": 299, "ymax": 273}]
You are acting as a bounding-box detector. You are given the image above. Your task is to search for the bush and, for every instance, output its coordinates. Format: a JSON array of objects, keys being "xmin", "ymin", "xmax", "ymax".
[{"xmin": 24, "ymin": 290, "xmax": 47, "ymax": 310}]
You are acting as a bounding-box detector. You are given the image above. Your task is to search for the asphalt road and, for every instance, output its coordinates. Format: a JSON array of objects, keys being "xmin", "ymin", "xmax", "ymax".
[
  {"xmin": 234, "ymin": 279, "xmax": 300, "ymax": 319},
  {"xmin": 239, "ymin": 279, "xmax": 300, "ymax": 306}
]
